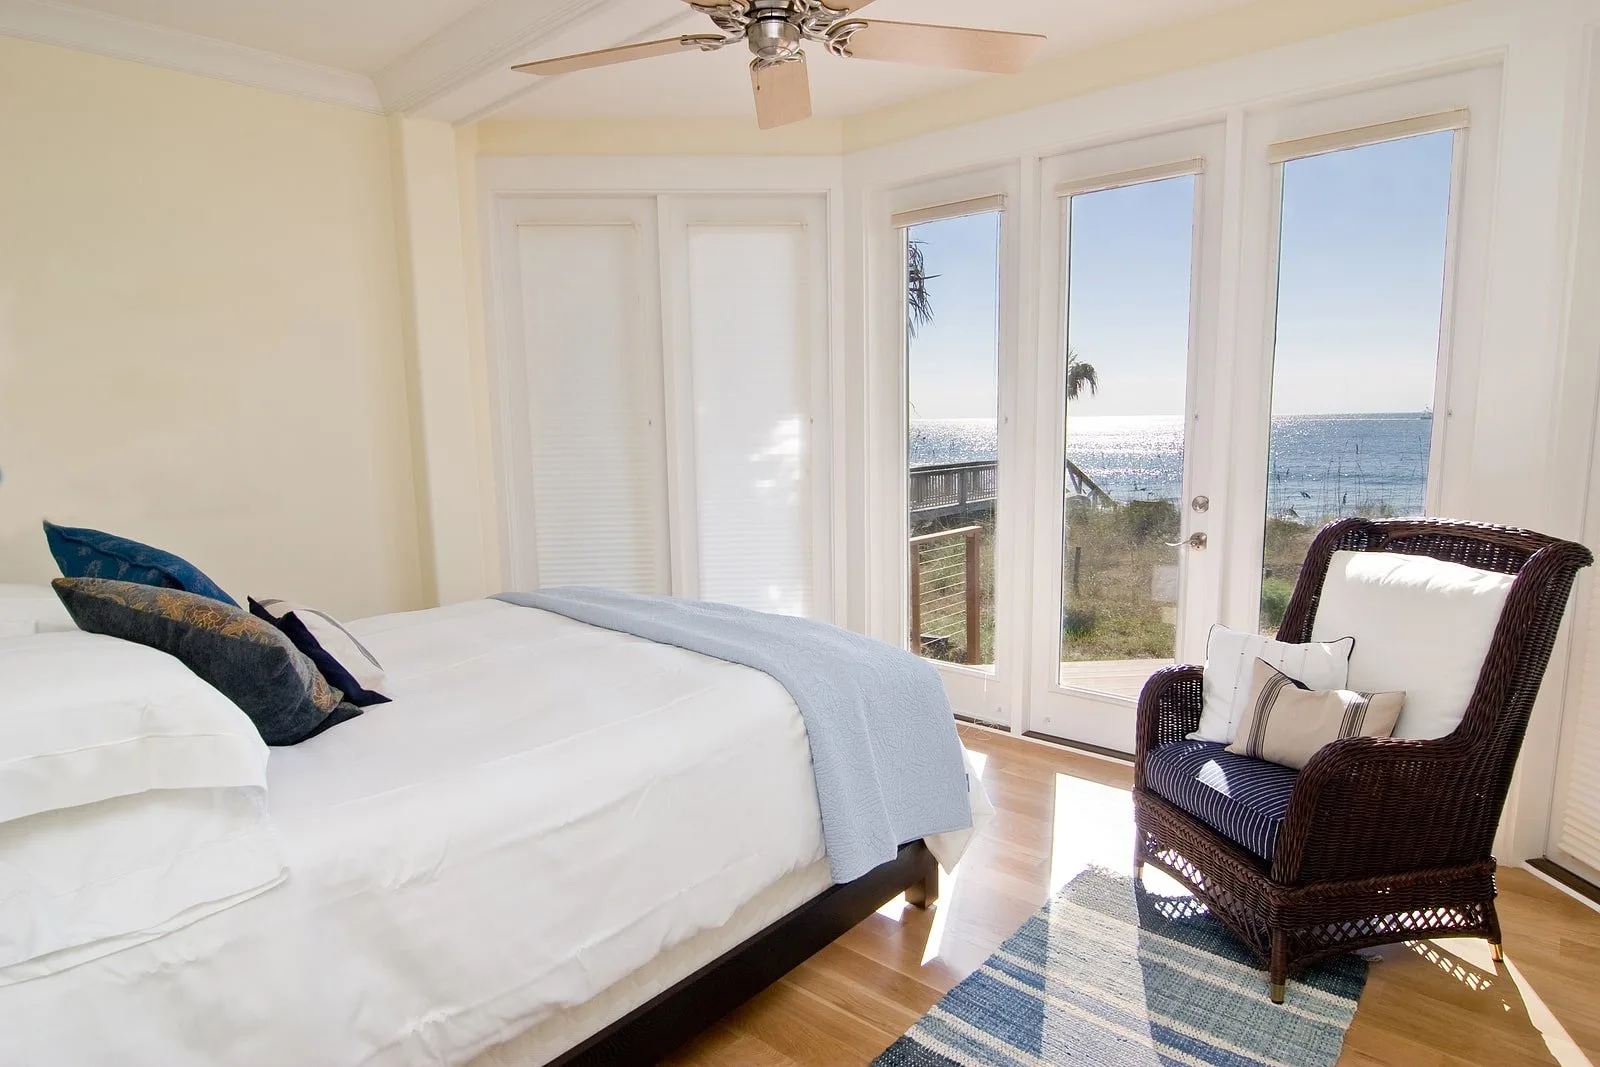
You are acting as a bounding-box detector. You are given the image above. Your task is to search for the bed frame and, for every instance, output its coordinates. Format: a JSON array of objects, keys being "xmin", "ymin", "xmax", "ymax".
[{"xmin": 548, "ymin": 840, "xmax": 939, "ymax": 1066}]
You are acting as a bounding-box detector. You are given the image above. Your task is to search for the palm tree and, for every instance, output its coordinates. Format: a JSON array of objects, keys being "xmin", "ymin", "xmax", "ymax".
[
  {"xmin": 906, "ymin": 238, "xmax": 1099, "ymax": 402},
  {"xmin": 906, "ymin": 239, "xmax": 937, "ymax": 337},
  {"xmin": 1066, "ymin": 349, "xmax": 1099, "ymax": 401}
]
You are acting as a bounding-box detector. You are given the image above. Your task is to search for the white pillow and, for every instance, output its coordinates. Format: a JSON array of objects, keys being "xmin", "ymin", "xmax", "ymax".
[
  {"xmin": 0, "ymin": 583, "xmax": 76, "ymax": 637},
  {"xmin": 0, "ymin": 787, "xmax": 285, "ymax": 983},
  {"xmin": 0, "ymin": 631, "xmax": 269, "ymax": 824},
  {"xmin": 1193, "ymin": 625, "xmax": 1355, "ymax": 743},
  {"xmin": 1311, "ymin": 550, "xmax": 1515, "ymax": 740}
]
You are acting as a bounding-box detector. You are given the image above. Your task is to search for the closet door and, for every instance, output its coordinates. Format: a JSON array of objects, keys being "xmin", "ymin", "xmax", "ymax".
[
  {"xmin": 504, "ymin": 199, "xmax": 669, "ymax": 593},
  {"xmin": 664, "ymin": 196, "xmax": 831, "ymax": 619}
]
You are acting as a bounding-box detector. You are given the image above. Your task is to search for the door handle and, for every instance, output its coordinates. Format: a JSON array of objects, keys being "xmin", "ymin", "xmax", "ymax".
[{"xmin": 1165, "ymin": 532, "xmax": 1208, "ymax": 550}]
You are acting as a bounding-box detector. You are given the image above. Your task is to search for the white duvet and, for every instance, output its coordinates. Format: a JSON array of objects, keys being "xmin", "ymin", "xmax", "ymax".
[{"xmin": 0, "ymin": 600, "xmax": 838, "ymax": 1066}]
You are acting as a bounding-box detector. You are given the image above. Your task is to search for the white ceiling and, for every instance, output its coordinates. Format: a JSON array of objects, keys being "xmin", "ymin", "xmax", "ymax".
[
  {"xmin": 48, "ymin": 0, "xmax": 493, "ymax": 74},
  {"xmin": 33, "ymin": 0, "xmax": 1258, "ymax": 118}
]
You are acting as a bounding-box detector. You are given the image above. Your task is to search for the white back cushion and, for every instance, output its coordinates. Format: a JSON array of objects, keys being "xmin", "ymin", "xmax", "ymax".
[
  {"xmin": 1311, "ymin": 550, "xmax": 1515, "ymax": 740},
  {"xmin": 1194, "ymin": 625, "xmax": 1355, "ymax": 743}
]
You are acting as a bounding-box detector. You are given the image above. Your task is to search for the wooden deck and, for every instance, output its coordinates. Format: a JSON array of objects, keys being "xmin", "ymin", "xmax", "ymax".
[
  {"xmin": 670, "ymin": 726, "xmax": 1600, "ymax": 1067},
  {"xmin": 1059, "ymin": 656, "xmax": 1172, "ymax": 701}
]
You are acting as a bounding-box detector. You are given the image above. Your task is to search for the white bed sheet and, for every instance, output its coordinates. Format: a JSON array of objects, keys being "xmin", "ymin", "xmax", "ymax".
[{"xmin": 0, "ymin": 600, "xmax": 829, "ymax": 1067}]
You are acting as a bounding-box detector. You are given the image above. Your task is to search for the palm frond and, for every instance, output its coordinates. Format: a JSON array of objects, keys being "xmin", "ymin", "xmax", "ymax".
[{"xmin": 907, "ymin": 239, "xmax": 938, "ymax": 338}]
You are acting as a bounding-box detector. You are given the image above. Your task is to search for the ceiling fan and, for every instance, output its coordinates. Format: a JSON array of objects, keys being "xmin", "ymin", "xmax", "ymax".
[{"xmin": 511, "ymin": 0, "xmax": 1047, "ymax": 130}]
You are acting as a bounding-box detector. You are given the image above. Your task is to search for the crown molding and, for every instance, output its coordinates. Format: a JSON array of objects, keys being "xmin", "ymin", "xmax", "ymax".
[
  {"xmin": 374, "ymin": 0, "xmax": 619, "ymax": 116},
  {"xmin": 0, "ymin": 0, "xmax": 382, "ymax": 112}
]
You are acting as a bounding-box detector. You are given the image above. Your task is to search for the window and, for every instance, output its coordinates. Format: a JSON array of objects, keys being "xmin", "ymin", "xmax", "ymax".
[
  {"xmin": 904, "ymin": 209, "xmax": 1002, "ymax": 668},
  {"xmin": 1057, "ymin": 174, "xmax": 1197, "ymax": 697},
  {"xmin": 1259, "ymin": 129, "xmax": 1456, "ymax": 631}
]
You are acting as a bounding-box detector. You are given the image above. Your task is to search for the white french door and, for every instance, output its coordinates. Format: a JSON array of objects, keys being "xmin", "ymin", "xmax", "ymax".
[{"xmin": 1024, "ymin": 126, "xmax": 1229, "ymax": 753}]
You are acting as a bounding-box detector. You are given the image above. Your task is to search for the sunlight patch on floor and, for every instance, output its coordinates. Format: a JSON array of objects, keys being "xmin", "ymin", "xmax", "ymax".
[
  {"xmin": 1502, "ymin": 957, "xmax": 1596, "ymax": 1067},
  {"xmin": 1049, "ymin": 773, "xmax": 1184, "ymax": 896}
]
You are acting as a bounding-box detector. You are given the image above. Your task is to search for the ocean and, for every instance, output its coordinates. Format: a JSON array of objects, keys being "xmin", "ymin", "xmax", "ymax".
[{"xmin": 909, "ymin": 413, "xmax": 1433, "ymax": 521}]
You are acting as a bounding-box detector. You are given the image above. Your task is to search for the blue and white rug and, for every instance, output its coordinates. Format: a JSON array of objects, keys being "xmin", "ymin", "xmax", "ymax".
[{"xmin": 873, "ymin": 867, "xmax": 1367, "ymax": 1067}]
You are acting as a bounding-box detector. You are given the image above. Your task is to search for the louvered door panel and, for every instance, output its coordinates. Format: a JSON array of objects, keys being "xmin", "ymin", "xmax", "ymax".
[
  {"xmin": 1556, "ymin": 575, "xmax": 1600, "ymax": 875},
  {"xmin": 685, "ymin": 225, "xmax": 814, "ymax": 617},
  {"xmin": 516, "ymin": 223, "xmax": 667, "ymax": 594}
]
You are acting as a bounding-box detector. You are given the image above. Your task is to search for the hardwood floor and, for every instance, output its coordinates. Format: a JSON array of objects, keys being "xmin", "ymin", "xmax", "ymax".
[{"xmin": 667, "ymin": 725, "xmax": 1600, "ymax": 1067}]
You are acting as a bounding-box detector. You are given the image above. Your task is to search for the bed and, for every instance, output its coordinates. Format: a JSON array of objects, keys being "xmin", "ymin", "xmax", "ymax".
[{"xmin": 0, "ymin": 597, "xmax": 984, "ymax": 1066}]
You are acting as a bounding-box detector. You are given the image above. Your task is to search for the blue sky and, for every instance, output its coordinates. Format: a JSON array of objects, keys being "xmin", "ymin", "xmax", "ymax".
[{"xmin": 906, "ymin": 130, "xmax": 1455, "ymax": 419}]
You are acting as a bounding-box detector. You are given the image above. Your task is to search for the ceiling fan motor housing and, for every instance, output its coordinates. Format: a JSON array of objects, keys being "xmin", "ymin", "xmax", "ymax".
[{"xmin": 747, "ymin": 0, "xmax": 803, "ymax": 62}]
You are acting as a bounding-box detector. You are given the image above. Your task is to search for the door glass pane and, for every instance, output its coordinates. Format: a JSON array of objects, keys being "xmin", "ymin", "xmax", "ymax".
[
  {"xmin": 1261, "ymin": 131, "xmax": 1454, "ymax": 632},
  {"xmin": 1058, "ymin": 175, "xmax": 1196, "ymax": 699},
  {"xmin": 905, "ymin": 211, "xmax": 1000, "ymax": 669}
]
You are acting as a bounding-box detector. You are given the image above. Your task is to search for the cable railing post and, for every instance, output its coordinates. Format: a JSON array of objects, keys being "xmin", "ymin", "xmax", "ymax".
[
  {"xmin": 909, "ymin": 540, "xmax": 923, "ymax": 653},
  {"xmin": 964, "ymin": 528, "xmax": 981, "ymax": 665}
]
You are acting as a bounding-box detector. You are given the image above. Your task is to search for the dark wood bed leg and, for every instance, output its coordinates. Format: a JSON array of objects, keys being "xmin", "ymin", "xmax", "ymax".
[{"xmin": 904, "ymin": 843, "xmax": 939, "ymax": 909}]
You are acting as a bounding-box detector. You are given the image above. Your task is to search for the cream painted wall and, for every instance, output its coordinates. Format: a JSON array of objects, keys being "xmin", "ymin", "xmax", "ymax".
[
  {"xmin": 390, "ymin": 114, "xmax": 497, "ymax": 605},
  {"xmin": 0, "ymin": 35, "xmax": 424, "ymax": 619}
]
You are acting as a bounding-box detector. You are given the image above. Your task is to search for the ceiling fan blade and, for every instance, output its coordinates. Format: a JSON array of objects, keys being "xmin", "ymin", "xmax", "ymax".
[
  {"xmin": 820, "ymin": 0, "xmax": 879, "ymax": 12},
  {"xmin": 512, "ymin": 35, "xmax": 719, "ymax": 77},
  {"xmin": 834, "ymin": 21, "xmax": 1045, "ymax": 75},
  {"xmin": 751, "ymin": 57, "xmax": 813, "ymax": 130}
]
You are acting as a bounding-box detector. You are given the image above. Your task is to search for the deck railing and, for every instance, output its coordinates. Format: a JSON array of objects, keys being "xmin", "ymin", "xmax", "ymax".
[
  {"xmin": 909, "ymin": 524, "xmax": 982, "ymax": 665},
  {"xmin": 909, "ymin": 459, "xmax": 1113, "ymax": 518},
  {"xmin": 909, "ymin": 462, "xmax": 997, "ymax": 520}
]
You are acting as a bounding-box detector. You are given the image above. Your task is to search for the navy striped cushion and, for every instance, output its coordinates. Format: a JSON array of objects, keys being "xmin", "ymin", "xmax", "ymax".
[{"xmin": 1144, "ymin": 739, "xmax": 1298, "ymax": 862}]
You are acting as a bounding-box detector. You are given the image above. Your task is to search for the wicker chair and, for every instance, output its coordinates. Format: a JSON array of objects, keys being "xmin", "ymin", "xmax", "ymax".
[{"xmin": 1133, "ymin": 517, "xmax": 1592, "ymax": 1001}]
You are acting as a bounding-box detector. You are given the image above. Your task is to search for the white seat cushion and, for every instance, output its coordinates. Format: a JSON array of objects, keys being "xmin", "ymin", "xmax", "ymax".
[{"xmin": 1310, "ymin": 550, "xmax": 1515, "ymax": 740}]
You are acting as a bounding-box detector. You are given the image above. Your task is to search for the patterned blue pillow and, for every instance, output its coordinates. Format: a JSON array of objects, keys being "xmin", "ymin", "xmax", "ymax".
[{"xmin": 44, "ymin": 521, "xmax": 238, "ymax": 607}]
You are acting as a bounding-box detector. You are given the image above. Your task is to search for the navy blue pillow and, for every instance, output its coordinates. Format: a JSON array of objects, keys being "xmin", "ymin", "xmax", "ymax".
[
  {"xmin": 53, "ymin": 578, "xmax": 361, "ymax": 746},
  {"xmin": 44, "ymin": 521, "xmax": 238, "ymax": 607}
]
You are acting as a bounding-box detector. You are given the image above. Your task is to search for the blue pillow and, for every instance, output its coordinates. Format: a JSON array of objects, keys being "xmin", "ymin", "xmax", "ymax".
[{"xmin": 44, "ymin": 521, "xmax": 238, "ymax": 607}]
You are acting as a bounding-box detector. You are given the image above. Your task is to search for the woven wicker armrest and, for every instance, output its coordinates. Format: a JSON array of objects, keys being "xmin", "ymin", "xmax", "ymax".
[
  {"xmin": 1270, "ymin": 733, "xmax": 1491, "ymax": 884},
  {"xmin": 1135, "ymin": 665, "xmax": 1203, "ymax": 787}
]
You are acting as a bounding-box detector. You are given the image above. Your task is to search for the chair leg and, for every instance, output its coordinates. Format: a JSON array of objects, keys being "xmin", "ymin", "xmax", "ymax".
[
  {"xmin": 1269, "ymin": 931, "xmax": 1288, "ymax": 1005},
  {"xmin": 1486, "ymin": 902, "xmax": 1504, "ymax": 963}
]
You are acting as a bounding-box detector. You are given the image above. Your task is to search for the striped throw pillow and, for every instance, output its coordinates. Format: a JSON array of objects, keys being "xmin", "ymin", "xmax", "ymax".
[
  {"xmin": 249, "ymin": 598, "xmax": 391, "ymax": 708},
  {"xmin": 1225, "ymin": 658, "xmax": 1403, "ymax": 770}
]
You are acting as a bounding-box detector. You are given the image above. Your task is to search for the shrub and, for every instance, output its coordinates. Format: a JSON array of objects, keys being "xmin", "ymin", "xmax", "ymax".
[
  {"xmin": 1122, "ymin": 499, "xmax": 1181, "ymax": 544},
  {"xmin": 1062, "ymin": 607, "xmax": 1098, "ymax": 638},
  {"xmin": 1259, "ymin": 576, "xmax": 1295, "ymax": 631}
]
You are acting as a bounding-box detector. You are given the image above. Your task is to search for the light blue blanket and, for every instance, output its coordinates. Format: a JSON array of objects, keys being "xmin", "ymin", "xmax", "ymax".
[{"xmin": 494, "ymin": 588, "xmax": 972, "ymax": 883}]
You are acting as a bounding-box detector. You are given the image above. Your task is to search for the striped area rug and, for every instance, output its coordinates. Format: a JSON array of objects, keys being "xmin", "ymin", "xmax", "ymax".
[{"xmin": 873, "ymin": 867, "xmax": 1367, "ymax": 1067}]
